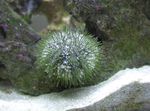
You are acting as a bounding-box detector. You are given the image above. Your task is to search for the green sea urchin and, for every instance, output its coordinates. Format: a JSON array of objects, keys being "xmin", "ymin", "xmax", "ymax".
[{"xmin": 36, "ymin": 29, "xmax": 102, "ymax": 88}]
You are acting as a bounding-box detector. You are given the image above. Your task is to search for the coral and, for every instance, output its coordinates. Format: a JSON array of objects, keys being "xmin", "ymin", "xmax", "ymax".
[{"xmin": 36, "ymin": 29, "xmax": 102, "ymax": 88}]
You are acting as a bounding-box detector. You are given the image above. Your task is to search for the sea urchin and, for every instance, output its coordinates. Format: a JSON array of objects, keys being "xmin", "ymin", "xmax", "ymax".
[{"xmin": 36, "ymin": 29, "xmax": 102, "ymax": 89}]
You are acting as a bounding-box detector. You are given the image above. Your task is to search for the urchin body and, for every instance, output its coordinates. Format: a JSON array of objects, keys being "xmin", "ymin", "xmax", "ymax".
[{"xmin": 36, "ymin": 30, "xmax": 102, "ymax": 88}]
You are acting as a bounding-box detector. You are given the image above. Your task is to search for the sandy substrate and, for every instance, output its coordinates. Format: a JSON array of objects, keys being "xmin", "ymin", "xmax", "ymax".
[{"xmin": 0, "ymin": 66, "xmax": 150, "ymax": 111}]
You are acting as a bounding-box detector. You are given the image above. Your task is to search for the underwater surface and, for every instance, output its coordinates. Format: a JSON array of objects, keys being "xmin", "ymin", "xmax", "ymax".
[{"xmin": 0, "ymin": 0, "xmax": 150, "ymax": 110}]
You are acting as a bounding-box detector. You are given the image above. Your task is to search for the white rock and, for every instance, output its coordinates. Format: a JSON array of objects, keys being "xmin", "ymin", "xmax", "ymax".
[{"xmin": 0, "ymin": 66, "xmax": 150, "ymax": 111}]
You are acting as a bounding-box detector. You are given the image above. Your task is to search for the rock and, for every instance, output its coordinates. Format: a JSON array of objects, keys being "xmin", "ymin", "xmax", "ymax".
[
  {"xmin": 0, "ymin": 0, "xmax": 150, "ymax": 96},
  {"xmin": 64, "ymin": 0, "xmax": 150, "ymax": 68},
  {"xmin": 0, "ymin": 0, "xmax": 41, "ymax": 80},
  {"xmin": 12, "ymin": 29, "xmax": 103, "ymax": 96},
  {"xmin": 0, "ymin": 66, "xmax": 150, "ymax": 111},
  {"xmin": 143, "ymin": 0, "xmax": 150, "ymax": 20},
  {"xmin": 12, "ymin": 0, "xmax": 150, "ymax": 96}
]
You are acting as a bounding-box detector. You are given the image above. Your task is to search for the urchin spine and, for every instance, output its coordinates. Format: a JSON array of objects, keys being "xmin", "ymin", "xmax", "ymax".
[{"xmin": 36, "ymin": 29, "xmax": 102, "ymax": 88}]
